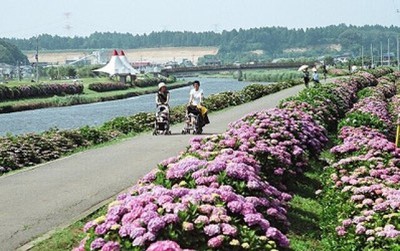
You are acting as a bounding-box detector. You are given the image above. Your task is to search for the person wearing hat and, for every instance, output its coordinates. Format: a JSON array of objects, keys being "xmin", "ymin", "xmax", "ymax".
[
  {"xmin": 312, "ymin": 68, "xmax": 320, "ymax": 85},
  {"xmin": 156, "ymin": 82, "xmax": 170, "ymax": 106}
]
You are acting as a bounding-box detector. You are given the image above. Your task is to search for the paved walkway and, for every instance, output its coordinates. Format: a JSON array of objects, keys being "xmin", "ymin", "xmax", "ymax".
[{"xmin": 0, "ymin": 85, "xmax": 304, "ymax": 251}]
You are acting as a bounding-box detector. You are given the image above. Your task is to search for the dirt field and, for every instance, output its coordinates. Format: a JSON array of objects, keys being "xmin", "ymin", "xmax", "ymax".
[{"xmin": 24, "ymin": 47, "xmax": 219, "ymax": 65}]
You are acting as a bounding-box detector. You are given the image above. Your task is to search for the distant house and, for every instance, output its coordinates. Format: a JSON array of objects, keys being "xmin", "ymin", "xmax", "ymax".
[
  {"xmin": 66, "ymin": 59, "xmax": 91, "ymax": 66},
  {"xmin": 180, "ymin": 59, "xmax": 194, "ymax": 67},
  {"xmin": 334, "ymin": 52, "xmax": 352, "ymax": 63},
  {"xmin": 164, "ymin": 61, "xmax": 179, "ymax": 68},
  {"xmin": 132, "ymin": 61, "xmax": 152, "ymax": 69},
  {"xmin": 383, "ymin": 52, "xmax": 395, "ymax": 65},
  {"xmin": 0, "ymin": 63, "xmax": 14, "ymax": 80},
  {"xmin": 203, "ymin": 58, "xmax": 221, "ymax": 66},
  {"xmin": 0, "ymin": 63, "xmax": 13, "ymax": 73},
  {"xmin": 383, "ymin": 52, "xmax": 395, "ymax": 60}
]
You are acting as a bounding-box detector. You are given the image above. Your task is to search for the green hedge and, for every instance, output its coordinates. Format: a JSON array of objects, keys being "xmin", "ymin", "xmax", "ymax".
[
  {"xmin": 88, "ymin": 82, "xmax": 129, "ymax": 92},
  {"xmin": 134, "ymin": 76, "xmax": 176, "ymax": 88},
  {"xmin": 0, "ymin": 83, "xmax": 84, "ymax": 100}
]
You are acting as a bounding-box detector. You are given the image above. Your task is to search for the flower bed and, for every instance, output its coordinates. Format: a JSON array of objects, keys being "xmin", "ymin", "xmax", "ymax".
[
  {"xmin": 73, "ymin": 72, "xmax": 383, "ymax": 250},
  {"xmin": 0, "ymin": 80, "xmax": 302, "ymax": 175},
  {"xmin": 320, "ymin": 78, "xmax": 400, "ymax": 250},
  {"xmin": 338, "ymin": 79, "xmax": 395, "ymax": 136},
  {"xmin": 134, "ymin": 76, "xmax": 176, "ymax": 88},
  {"xmin": 0, "ymin": 82, "xmax": 84, "ymax": 100},
  {"xmin": 280, "ymin": 72, "xmax": 375, "ymax": 130},
  {"xmin": 75, "ymin": 109, "xmax": 328, "ymax": 251},
  {"xmin": 328, "ymin": 68, "xmax": 349, "ymax": 77},
  {"xmin": 88, "ymin": 83, "xmax": 129, "ymax": 92}
]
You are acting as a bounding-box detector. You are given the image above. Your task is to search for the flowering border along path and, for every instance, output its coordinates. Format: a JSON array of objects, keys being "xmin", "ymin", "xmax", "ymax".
[
  {"xmin": 320, "ymin": 72, "xmax": 400, "ymax": 250},
  {"xmin": 73, "ymin": 67, "xmax": 397, "ymax": 251}
]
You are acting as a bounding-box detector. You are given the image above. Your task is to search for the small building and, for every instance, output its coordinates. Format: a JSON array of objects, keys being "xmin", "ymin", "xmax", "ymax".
[
  {"xmin": 180, "ymin": 59, "xmax": 194, "ymax": 67},
  {"xmin": 334, "ymin": 52, "xmax": 352, "ymax": 63},
  {"xmin": 164, "ymin": 61, "xmax": 179, "ymax": 68},
  {"xmin": 203, "ymin": 58, "xmax": 221, "ymax": 66},
  {"xmin": 383, "ymin": 52, "xmax": 395, "ymax": 65},
  {"xmin": 0, "ymin": 63, "xmax": 14, "ymax": 80},
  {"xmin": 132, "ymin": 61, "xmax": 152, "ymax": 69},
  {"xmin": 66, "ymin": 59, "xmax": 91, "ymax": 66}
]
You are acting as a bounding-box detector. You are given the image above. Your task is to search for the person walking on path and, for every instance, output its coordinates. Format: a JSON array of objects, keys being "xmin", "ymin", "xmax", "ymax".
[
  {"xmin": 187, "ymin": 80, "xmax": 210, "ymax": 130},
  {"xmin": 312, "ymin": 68, "xmax": 320, "ymax": 85},
  {"xmin": 302, "ymin": 68, "xmax": 310, "ymax": 88},
  {"xmin": 322, "ymin": 64, "xmax": 328, "ymax": 82}
]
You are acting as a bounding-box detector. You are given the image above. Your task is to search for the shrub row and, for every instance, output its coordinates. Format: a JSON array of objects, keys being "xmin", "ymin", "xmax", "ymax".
[
  {"xmin": 328, "ymin": 68, "xmax": 349, "ymax": 77},
  {"xmin": 202, "ymin": 80, "xmax": 301, "ymax": 112},
  {"xmin": 280, "ymin": 72, "xmax": 377, "ymax": 130},
  {"xmin": 134, "ymin": 76, "xmax": 176, "ymax": 88},
  {"xmin": 0, "ymin": 83, "xmax": 84, "ymax": 100},
  {"xmin": 0, "ymin": 128, "xmax": 119, "ymax": 173},
  {"xmin": 74, "ymin": 72, "xmax": 382, "ymax": 250},
  {"xmin": 245, "ymin": 71, "xmax": 300, "ymax": 82},
  {"xmin": 88, "ymin": 83, "xmax": 129, "ymax": 92},
  {"xmin": 0, "ymin": 80, "xmax": 302, "ymax": 175},
  {"xmin": 320, "ymin": 78, "xmax": 400, "ymax": 250}
]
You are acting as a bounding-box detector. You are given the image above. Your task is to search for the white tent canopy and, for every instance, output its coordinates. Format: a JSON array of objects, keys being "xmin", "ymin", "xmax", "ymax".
[
  {"xmin": 93, "ymin": 50, "xmax": 135, "ymax": 76},
  {"xmin": 119, "ymin": 50, "xmax": 139, "ymax": 75}
]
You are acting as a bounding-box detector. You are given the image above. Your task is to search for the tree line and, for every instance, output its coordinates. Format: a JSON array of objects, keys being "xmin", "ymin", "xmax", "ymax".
[
  {"xmin": 2, "ymin": 24, "xmax": 400, "ymax": 63},
  {"xmin": 0, "ymin": 39, "xmax": 28, "ymax": 65}
]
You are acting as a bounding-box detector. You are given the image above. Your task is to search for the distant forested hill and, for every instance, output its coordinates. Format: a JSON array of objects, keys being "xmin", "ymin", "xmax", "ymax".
[
  {"xmin": 3, "ymin": 24, "xmax": 400, "ymax": 62},
  {"xmin": 0, "ymin": 39, "xmax": 28, "ymax": 64}
]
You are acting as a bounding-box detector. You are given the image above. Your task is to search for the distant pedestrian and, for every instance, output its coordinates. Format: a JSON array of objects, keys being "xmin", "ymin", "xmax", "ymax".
[
  {"xmin": 312, "ymin": 68, "xmax": 320, "ymax": 85},
  {"xmin": 322, "ymin": 64, "xmax": 328, "ymax": 82},
  {"xmin": 302, "ymin": 68, "xmax": 310, "ymax": 88}
]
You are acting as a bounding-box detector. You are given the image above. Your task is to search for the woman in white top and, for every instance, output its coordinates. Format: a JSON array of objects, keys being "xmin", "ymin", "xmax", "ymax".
[
  {"xmin": 187, "ymin": 80, "xmax": 209, "ymax": 131},
  {"xmin": 189, "ymin": 80, "xmax": 204, "ymax": 106}
]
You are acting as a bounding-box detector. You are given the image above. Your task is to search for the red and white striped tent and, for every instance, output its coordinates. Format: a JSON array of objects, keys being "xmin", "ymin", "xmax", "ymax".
[
  {"xmin": 119, "ymin": 50, "xmax": 139, "ymax": 75},
  {"xmin": 93, "ymin": 50, "xmax": 137, "ymax": 76}
]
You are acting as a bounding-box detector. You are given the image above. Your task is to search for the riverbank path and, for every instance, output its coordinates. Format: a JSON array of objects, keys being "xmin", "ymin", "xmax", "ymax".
[{"xmin": 0, "ymin": 84, "xmax": 305, "ymax": 251}]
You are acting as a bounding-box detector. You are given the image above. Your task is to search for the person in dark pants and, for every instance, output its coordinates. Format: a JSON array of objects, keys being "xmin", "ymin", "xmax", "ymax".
[
  {"xmin": 187, "ymin": 80, "xmax": 209, "ymax": 132},
  {"xmin": 302, "ymin": 69, "xmax": 310, "ymax": 88},
  {"xmin": 322, "ymin": 64, "xmax": 328, "ymax": 82}
]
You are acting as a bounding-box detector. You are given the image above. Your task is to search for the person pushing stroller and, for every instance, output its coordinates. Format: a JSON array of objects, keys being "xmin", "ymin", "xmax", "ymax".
[
  {"xmin": 183, "ymin": 80, "xmax": 210, "ymax": 134},
  {"xmin": 156, "ymin": 82, "xmax": 170, "ymax": 107},
  {"xmin": 153, "ymin": 82, "xmax": 171, "ymax": 135}
]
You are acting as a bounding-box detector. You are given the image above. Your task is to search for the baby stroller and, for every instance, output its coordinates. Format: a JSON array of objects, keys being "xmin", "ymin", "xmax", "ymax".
[
  {"xmin": 153, "ymin": 105, "xmax": 171, "ymax": 135},
  {"xmin": 182, "ymin": 106, "xmax": 202, "ymax": 135}
]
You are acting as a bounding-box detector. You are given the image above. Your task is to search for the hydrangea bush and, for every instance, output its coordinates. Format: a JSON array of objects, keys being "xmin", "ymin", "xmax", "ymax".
[
  {"xmin": 73, "ymin": 70, "xmax": 386, "ymax": 250},
  {"xmin": 321, "ymin": 77, "xmax": 400, "ymax": 250}
]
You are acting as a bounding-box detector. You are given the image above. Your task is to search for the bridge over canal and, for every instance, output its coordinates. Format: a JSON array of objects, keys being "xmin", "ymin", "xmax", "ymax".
[{"xmin": 161, "ymin": 62, "xmax": 315, "ymax": 79}]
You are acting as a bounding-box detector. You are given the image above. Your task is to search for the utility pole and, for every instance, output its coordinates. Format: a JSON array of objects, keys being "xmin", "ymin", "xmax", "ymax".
[
  {"xmin": 17, "ymin": 61, "xmax": 21, "ymax": 81},
  {"xmin": 35, "ymin": 36, "xmax": 39, "ymax": 83},
  {"xmin": 361, "ymin": 46, "xmax": 364, "ymax": 67},
  {"xmin": 397, "ymin": 35, "xmax": 400, "ymax": 70},
  {"xmin": 370, "ymin": 44, "xmax": 374, "ymax": 67},
  {"xmin": 388, "ymin": 38, "xmax": 390, "ymax": 66},
  {"xmin": 381, "ymin": 41, "xmax": 383, "ymax": 66}
]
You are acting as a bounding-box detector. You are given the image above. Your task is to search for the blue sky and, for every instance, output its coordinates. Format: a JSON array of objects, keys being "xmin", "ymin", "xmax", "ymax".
[{"xmin": 1, "ymin": 0, "xmax": 400, "ymax": 38}]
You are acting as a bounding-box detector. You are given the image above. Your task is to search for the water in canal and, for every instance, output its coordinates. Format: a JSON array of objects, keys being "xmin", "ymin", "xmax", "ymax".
[{"xmin": 0, "ymin": 78, "xmax": 268, "ymax": 136}]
